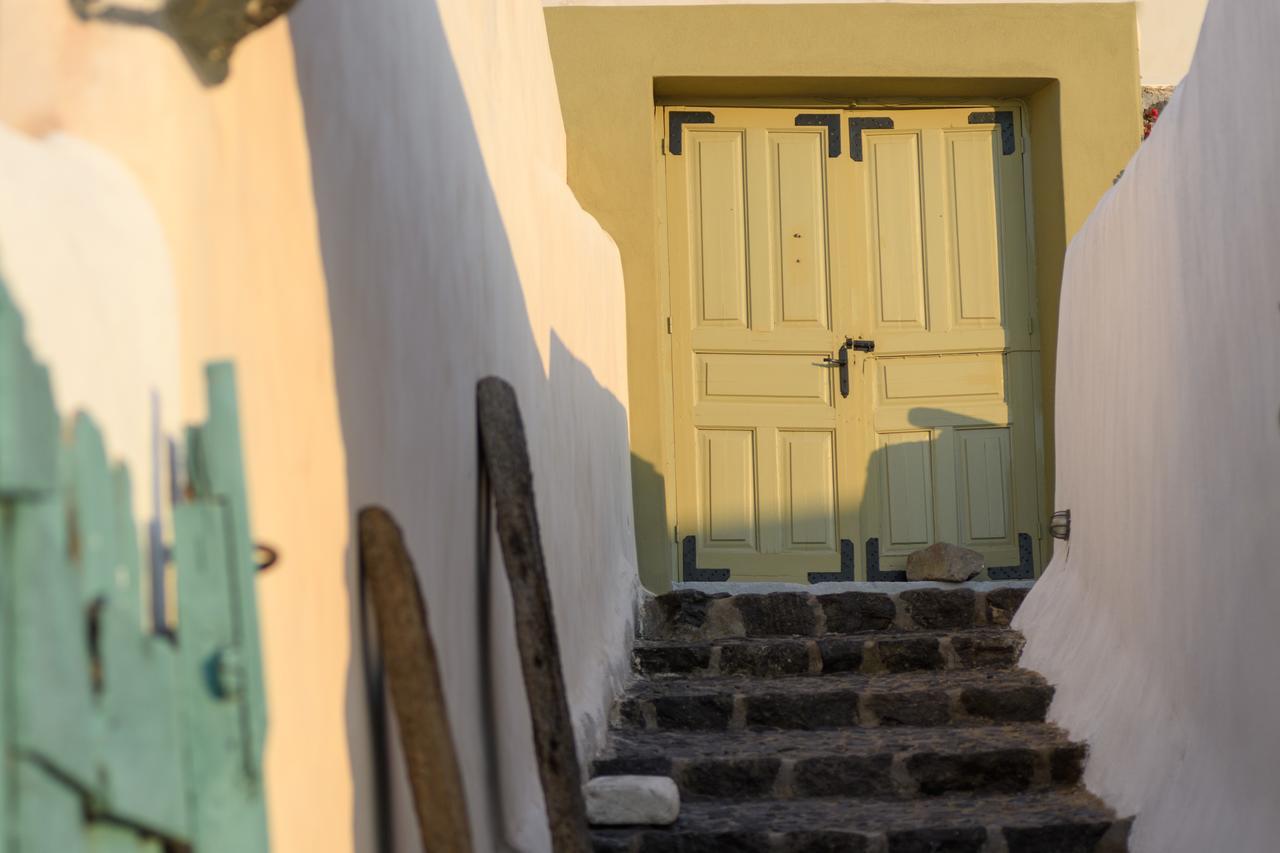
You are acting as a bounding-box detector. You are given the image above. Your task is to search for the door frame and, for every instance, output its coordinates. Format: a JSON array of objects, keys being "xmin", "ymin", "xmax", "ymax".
[{"xmin": 655, "ymin": 98, "xmax": 1047, "ymax": 584}]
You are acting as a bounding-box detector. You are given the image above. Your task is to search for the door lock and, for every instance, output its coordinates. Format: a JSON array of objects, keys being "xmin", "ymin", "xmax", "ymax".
[{"xmin": 819, "ymin": 338, "xmax": 875, "ymax": 399}]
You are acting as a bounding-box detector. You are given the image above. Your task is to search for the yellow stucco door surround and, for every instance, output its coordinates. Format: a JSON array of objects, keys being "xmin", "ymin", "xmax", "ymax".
[{"xmin": 666, "ymin": 105, "xmax": 1043, "ymax": 583}]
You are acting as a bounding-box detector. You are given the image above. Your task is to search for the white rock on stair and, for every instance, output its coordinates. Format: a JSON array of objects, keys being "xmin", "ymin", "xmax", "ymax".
[{"xmin": 583, "ymin": 775, "xmax": 681, "ymax": 826}]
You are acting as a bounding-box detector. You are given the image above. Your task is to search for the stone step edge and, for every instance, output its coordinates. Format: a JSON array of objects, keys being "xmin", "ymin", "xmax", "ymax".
[
  {"xmin": 593, "ymin": 739, "xmax": 1087, "ymax": 801},
  {"xmin": 634, "ymin": 631, "xmax": 1023, "ymax": 678},
  {"xmin": 615, "ymin": 679, "xmax": 1052, "ymax": 730},
  {"xmin": 592, "ymin": 814, "xmax": 1133, "ymax": 853},
  {"xmin": 641, "ymin": 587, "xmax": 1030, "ymax": 641}
]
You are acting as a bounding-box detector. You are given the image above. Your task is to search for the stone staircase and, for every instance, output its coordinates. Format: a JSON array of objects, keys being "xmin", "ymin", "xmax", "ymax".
[{"xmin": 591, "ymin": 587, "xmax": 1130, "ymax": 852}]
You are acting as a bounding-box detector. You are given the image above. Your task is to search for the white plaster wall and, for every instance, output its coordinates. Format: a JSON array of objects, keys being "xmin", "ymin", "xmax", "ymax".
[
  {"xmin": 0, "ymin": 125, "xmax": 180, "ymax": 528},
  {"xmin": 542, "ymin": 0, "xmax": 1209, "ymax": 84},
  {"xmin": 288, "ymin": 0, "xmax": 639, "ymax": 849},
  {"xmin": 1137, "ymin": 0, "xmax": 1210, "ymax": 83},
  {"xmin": 1014, "ymin": 0, "xmax": 1280, "ymax": 848}
]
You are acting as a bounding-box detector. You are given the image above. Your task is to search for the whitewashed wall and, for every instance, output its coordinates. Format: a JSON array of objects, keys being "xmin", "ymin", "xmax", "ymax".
[
  {"xmin": 1015, "ymin": 0, "xmax": 1280, "ymax": 849},
  {"xmin": 288, "ymin": 0, "xmax": 638, "ymax": 850},
  {"xmin": 541, "ymin": 0, "xmax": 1209, "ymax": 84},
  {"xmin": 0, "ymin": 127, "xmax": 181, "ymax": 522}
]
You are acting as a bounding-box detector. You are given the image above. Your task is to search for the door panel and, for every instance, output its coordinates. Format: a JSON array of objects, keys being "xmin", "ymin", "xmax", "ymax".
[
  {"xmin": 699, "ymin": 429, "xmax": 758, "ymax": 549},
  {"xmin": 946, "ymin": 131, "xmax": 1003, "ymax": 325},
  {"xmin": 698, "ymin": 353, "xmax": 832, "ymax": 405},
  {"xmin": 770, "ymin": 132, "xmax": 830, "ymax": 327},
  {"xmin": 881, "ymin": 432, "xmax": 935, "ymax": 552},
  {"xmin": 666, "ymin": 105, "xmax": 1042, "ymax": 582},
  {"xmin": 879, "ymin": 353, "xmax": 1005, "ymax": 401},
  {"xmin": 957, "ymin": 427, "xmax": 1013, "ymax": 545},
  {"xmin": 689, "ymin": 131, "xmax": 749, "ymax": 326},
  {"xmin": 867, "ymin": 133, "xmax": 928, "ymax": 328},
  {"xmin": 778, "ymin": 430, "xmax": 838, "ymax": 550}
]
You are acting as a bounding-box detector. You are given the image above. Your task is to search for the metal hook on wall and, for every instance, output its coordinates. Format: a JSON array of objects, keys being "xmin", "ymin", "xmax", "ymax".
[{"xmin": 68, "ymin": 0, "xmax": 300, "ymax": 86}]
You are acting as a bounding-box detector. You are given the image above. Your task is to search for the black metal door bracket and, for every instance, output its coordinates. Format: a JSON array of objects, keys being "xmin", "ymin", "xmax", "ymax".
[
  {"xmin": 808, "ymin": 539, "xmax": 856, "ymax": 583},
  {"xmin": 987, "ymin": 533, "xmax": 1035, "ymax": 580},
  {"xmin": 681, "ymin": 536, "xmax": 730, "ymax": 582},
  {"xmin": 668, "ymin": 111, "xmax": 716, "ymax": 156},
  {"xmin": 848, "ymin": 117, "xmax": 895, "ymax": 162},
  {"xmin": 968, "ymin": 111, "xmax": 1017, "ymax": 155},
  {"xmin": 794, "ymin": 114, "xmax": 842, "ymax": 158},
  {"xmin": 864, "ymin": 538, "xmax": 908, "ymax": 582}
]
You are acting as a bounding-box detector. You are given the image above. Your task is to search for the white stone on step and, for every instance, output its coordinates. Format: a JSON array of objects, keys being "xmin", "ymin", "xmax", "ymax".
[
  {"xmin": 584, "ymin": 775, "xmax": 680, "ymax": 826},
  {"xmin": 906, "ymin": 542, "xmax": 985, "ymax": 582}
]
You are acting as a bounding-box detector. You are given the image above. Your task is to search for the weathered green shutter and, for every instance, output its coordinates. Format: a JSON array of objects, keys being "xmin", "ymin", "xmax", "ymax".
[{"xmin": 0, "ymin": 276, "xmax": 270, "ymax": 852}]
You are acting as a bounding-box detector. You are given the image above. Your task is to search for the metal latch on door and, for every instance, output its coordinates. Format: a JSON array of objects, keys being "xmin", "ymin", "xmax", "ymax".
[{"xmin": 820, "ymin": 337, "xmax": 875, "ymax": 398}]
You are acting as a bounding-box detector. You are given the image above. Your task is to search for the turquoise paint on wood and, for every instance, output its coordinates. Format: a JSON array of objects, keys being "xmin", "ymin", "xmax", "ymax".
[
  {"xmin": 11, "ymin": 493, "xmax": 98, "ymax": 792},
  {"xmin": 69, "ymin": 415, "xmax": 124, "ymax": 605},
  {"xmin": 173, "ymin": 502, "xmax": 269, "ymax": 852},
  {"xmin": 86, "ymin": 825, "xmax": 163, "ymax": 853},
  {"xmin": 0, "ymin": 274, "xmax": 269, "ymax": 852},
  {"xmin": 92, "ymin": 462, "xmax": 188, "ymax": 839},
  {"xmin": 190, "ymin": 364, "xmax": 267, "ymax": 778},
  {"xmin": 14, "ymin": 761, "xmax": 87, "ymax": 853},
  {"xmin": 0, "ymin": 287, "xmax": 57, "ymax": 496}
]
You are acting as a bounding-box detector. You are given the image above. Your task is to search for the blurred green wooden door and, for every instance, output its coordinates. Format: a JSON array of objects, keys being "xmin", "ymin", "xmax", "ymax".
[{"xmin": 0, "ymin": 277, "xmax": 270, "ymax": 852}]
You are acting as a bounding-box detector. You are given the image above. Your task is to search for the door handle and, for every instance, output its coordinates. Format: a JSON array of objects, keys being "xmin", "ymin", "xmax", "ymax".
[
  {"xmin": 819, "ymin": 340, "xmax": 850, "ymax": 398},
  {"xmin": 819, "ymin": 338, "xmax": 875, "ymax": 398}
]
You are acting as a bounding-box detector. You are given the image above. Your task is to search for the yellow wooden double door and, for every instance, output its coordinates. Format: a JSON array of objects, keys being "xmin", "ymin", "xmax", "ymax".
[{"xmin": 664, "ymin": 106, "xmax": 1043, "ymax": 582}]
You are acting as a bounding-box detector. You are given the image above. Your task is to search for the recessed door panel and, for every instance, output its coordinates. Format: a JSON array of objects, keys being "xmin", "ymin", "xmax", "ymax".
[
  {"xmin": 879, "ymin": 354, "xmax": 1005, "ymax": 402},
  {"xmin": 946, "ymin": 131, "xmax": 1002, "ymax": 325},
  {"xmin": 769, "ymin": 132, "xmax": 830, "ymax": 327},
  {"xmin": 698, "ymin": 429, "xmax": 757, "ymax": 549},
  {"xmin": 698, "ymin": 353, "xmax": 832, "ymax": 406},
  {"xmin": 957, "ymin": 427, "xmax": 1013, "ymax": 545},
  {"xmin": 881, "ymin": 432, "xmax": 934, "ymax": 552},
  {"xmin": 778, "ymin": 431, "xmax": 837, "ymax": 550},
  {"xmin": 867, "ymin": 134, "xmax": 928, "ymax": 329},
  {"xmin": 689, "ymin": 131, "xmax": 749, "ymax": 327}
]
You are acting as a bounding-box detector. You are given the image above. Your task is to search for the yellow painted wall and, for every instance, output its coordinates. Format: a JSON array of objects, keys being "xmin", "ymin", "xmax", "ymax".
[
  {"xmin": 545, "ymin": 2, "xmax": 1141, "ymax": 590},
  {"xmin": 543, "ymin": 0, "xmax": 1206, "ymax": 86}
]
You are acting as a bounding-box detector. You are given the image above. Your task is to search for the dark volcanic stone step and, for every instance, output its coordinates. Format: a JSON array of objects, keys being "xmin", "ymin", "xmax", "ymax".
[
  {"xmin": 592, "ymin": 791, "xmax": 1130, "ymax": 853},
  {"xmin": 633, "ymin": 629, "xmax": 1023, "ymax": 678},
  {"xmin": 593, "ymin": 724, "xmax": 1086, "ymax": 800},
  {"xmin": 615, "ymin": 668, "xmax": 1052, "ymax": 731},
  {"xmin": 642, "ymin": 586, "xmax": 1031, "ymax": 641}
]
